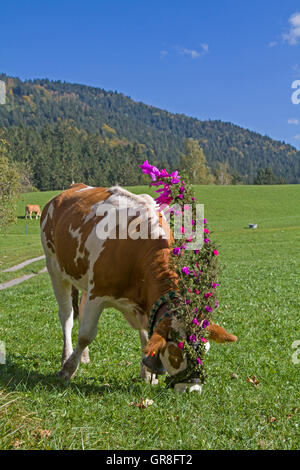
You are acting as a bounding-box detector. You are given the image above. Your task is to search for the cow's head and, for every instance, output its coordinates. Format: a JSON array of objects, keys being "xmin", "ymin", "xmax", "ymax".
[{"xmin": 144, "ymin": 315, "xmax": 237, "ymax": 393}]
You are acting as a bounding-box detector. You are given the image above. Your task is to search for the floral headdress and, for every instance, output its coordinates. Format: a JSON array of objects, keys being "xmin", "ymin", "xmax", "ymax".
[{"xmin": 140, "ymin": 161, "xmax": 220, "ymax": 387}]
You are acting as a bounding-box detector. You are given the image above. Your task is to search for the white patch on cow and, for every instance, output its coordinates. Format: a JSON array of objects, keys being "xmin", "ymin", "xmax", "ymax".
[
  {"xmin": 69, "ymin": 226, "xmax": 83, "ymax": 263},
  {"xmin": 107, "ymin": 186, "xmax": 167, "ymax": 240},
  {"xmin": 41, "ymin": 202, "xmax": 54, "ymax": 232},
  {"xmin": 76, "ymin": 186, "xmax": 94, "ymax": 192}
]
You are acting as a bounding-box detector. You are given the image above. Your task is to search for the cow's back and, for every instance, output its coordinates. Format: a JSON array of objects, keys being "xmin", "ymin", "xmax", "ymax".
[{"xmin": 41, "ymin": 184, "xmax": 172, "ymax": 307}]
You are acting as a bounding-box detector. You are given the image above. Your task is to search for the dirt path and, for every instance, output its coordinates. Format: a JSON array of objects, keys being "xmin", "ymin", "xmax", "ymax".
[
  {"xmin": 2, "ymin": 255, "xmax": 45, "ymax": 273},
  {"xmin": 0, "ymin": 267, "xmax": 47, "ymax": 291}
]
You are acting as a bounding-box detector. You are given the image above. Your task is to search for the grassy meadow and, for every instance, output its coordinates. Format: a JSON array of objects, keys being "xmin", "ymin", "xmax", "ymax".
[{"xmin": 0, "ymin": 184, "xmax": 299, "ymax": 450}]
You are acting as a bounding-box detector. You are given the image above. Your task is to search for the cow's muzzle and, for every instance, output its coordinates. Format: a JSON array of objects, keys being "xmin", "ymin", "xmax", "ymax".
[{"xmin": 142, "ymin": 353, "xmax": 166, "ymax": 375}]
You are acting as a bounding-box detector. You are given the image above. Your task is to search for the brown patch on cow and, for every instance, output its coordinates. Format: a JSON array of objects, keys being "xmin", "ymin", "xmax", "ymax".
[
  {"xmin": 41, "ymin": 184, "xmax": 111, "ymax": 280},
  {"xmin": 168, "ymin": 343, "xmax": 184, "ymax": 370},
  {"xmin": 207, "ymin": 322, "xmax": 238, "ymax": 343}
]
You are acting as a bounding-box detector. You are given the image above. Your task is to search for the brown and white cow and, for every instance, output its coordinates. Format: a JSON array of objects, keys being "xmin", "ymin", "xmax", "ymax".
[
  {"xmin": 41, "ymin": 184, "xmax": 237, "ymax": 392},
  {"xmin": 25, "ymin": 204, "xmax": 42, "ymax": 220}
]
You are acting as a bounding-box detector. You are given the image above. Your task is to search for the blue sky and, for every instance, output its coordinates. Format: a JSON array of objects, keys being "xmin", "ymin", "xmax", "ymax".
[{"xmin": 1, "ymin": 0, "xmax": 300, "ymax": 148}]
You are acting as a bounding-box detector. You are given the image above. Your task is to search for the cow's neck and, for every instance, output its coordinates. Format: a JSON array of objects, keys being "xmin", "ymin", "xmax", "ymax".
[{"xmin": 141, "ymin": 244, "xmax": 177, "ymax": 315}]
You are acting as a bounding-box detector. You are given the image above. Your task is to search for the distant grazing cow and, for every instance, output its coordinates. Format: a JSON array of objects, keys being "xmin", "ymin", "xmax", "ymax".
[
  {"xmin": 25, "ymin": 204, "xmax": 42, "ymax": 220},
  {"xmin": 41, "ymin": 184, "xmax": 237, "ymax": 392}
]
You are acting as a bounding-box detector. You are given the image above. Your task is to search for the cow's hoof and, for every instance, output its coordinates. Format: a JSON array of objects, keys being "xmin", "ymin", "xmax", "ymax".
[
  {"xmin": 140, "ymin": 364, "xmax": 159, "ymax": 385},
  {"xmin": 56, "ymin": 369, "xmax": 71, "ymax": 381}
]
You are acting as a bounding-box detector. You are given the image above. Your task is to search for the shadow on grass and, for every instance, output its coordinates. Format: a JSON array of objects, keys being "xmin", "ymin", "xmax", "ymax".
[{"xmin": 0, "ymin": 354, "xmax": 166, "ymax": 397}]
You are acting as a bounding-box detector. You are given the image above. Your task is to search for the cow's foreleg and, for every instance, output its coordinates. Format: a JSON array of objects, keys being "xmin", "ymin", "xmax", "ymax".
[
  {"xmin": 58, "ymin": 296, "xmax": 103, "ymax": 380},
  {"xmin": 139, "ymin": 330, "xmax": 158, "ymax": 385}
]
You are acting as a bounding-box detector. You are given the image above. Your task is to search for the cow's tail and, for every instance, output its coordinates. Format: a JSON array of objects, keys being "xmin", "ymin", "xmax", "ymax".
[{"xmin": 71, "ymin": 285, "xmax": 79, "ymax": 319}]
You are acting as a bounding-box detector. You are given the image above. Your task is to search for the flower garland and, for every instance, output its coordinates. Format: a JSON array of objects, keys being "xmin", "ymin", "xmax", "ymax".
[{"xmin": 140, "ymin": 160, "xmax": 220, "ymax": 387}]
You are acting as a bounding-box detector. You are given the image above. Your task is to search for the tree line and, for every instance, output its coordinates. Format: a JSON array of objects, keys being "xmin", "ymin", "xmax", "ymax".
[{"xmin": 0, "ymin": 74, "xmax": 299, "ymax": 185}]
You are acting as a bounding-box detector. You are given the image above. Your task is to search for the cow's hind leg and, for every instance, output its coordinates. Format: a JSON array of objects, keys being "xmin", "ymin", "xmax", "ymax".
[
  {"xmin": 78, "ymin": 292, "xmax": 90, "ymax": 363},
  {"xmin": 57, "ymin": 296, "xmax": 103, "ymax": 381},
  {"xmin": 139, "ymin": 330, "xmax": 158, "ymax": 385},
  {"xmin": 46, "ymin": 258, "xmax": 74, "ymax": 367}
]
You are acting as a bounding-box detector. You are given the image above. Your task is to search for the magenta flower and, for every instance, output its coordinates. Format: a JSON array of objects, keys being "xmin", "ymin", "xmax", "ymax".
[
  {"xmin": 202, "ymin": 319, "xmax": 210, "ymax": 329},
  {"xmin": 170, "ymin": 171, "xmax": 180, "ymax": 184},
  {"xmin": 177, "ymin": 342, "xmax": 184, "ymax": 350},
  {"xmin": 194, "ymin": 249, "xmax": 200, "ymax": 255},
  {"xmin": 204, "ymin": 238, "xmax": 210, "ymax": 244},
  {"xmin": 182, "ymin": 266, "xmax": 189, "ymax": 275},
  {"xmin": 204, "ymin": 228, "xmax": 210, "ymax": 234},
  {"xmin": 185, "ymin": 299, "xmax": 191, "ymax": 305},
  {"xmin": 213, "ymin": 250, "xmax": 219, "ymax": 256},
  {"xmin": 192, "ymin": 318, "xmax": 200, "ymax": 326},
  {"xmin": 194, "ymin": 307, "xmax": 198, "ymax": 313},
  {"xmin": 159, "ymin": 169, "xmax": 170, "ymax": 178},
  {"xmin": 194, "ymin": 289, "xmax": 201, "ymax": 295},
  {"xmin": 178, "ymin": 194, "xmax": 184, "ymax": 200},
  {"xmin": 139, "ymin": 160, "xmax": 160, "ymax": 181},
  {"xmin": 200, "ymin": 337, "xmax": 207, "ymax": 344},
  {"xmin": 205, "ymin": 306, "xmax": 213, "ymax": 313},
  {"xmin": 180, "ymin": 226, "xmax": 185, "ymax": 234},
  {"xmin": 179, "ymin": 186, "xmax": 185, "ymax": 193},
  {"xmin": 204, "ymin": 292, "xmax": 213, "ymax": 299},
  {"xmin": 172, "ymin": 247, "xmax": 181, "ymax": 256},
  {"xmin": 189, "ymin": 335, "xmax": 197, "ymax": 343},
  {"xmin": 212, "ymin": 283, "xmax": 219, "ymax": 289},
  {"xmin": 197, "ymin": 358, "xmax": 203, "ymax": 365},
  {"xmin": 203, "ymin": 218, "xmax": 207, "ymax": 224}
]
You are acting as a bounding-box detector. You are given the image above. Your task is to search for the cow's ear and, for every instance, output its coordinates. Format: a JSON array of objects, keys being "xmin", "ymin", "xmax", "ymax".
[
  {"xmin": 143, "ymin": 317, "xmax": 171, "ymax": 356},
  {"xmin": 207, "ymin": 322, "xmax": 238, "ymax": 343},
  {"xmin": 144, "ymin": 333, "xmax": 166, "ymax": 357}
]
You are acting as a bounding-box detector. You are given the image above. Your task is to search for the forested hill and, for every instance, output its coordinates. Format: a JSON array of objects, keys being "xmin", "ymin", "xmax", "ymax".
[{"xmin": 1, "ymin": 73, "xmax": 300, "ymax": 188}]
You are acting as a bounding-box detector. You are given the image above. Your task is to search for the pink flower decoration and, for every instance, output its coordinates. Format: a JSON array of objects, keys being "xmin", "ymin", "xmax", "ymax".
[
  {"xmin": 182, "ymin": 266, "xmax": 189, "ymax": 275},
  {"xmin": 204, "ymin": 228, "xmax": 210, "ymax": 234},
  {"xmin": 197, "ymin": 358, "xmax": 203, "ymax": 365},
  {"xmin": 177, "ymin": 342, "xmax": 184, "ymax": 350},
  {"xmin": 200, "ymin": 337, "xmax": 207, "ymax": 344},
  {"xmin": 204, "ymin": 292, "xmax": 213, "ymax": 299},
  {"xmin": 213, "ymin": 250, "xmax": 219, "ymax": 256},
  {"xmin": 192, "ymin": 318, "xmax": 200, "ymax": 326},
  {"xmin": 194, "ymin": 289, "xmax": 201, "ymax": 295}
]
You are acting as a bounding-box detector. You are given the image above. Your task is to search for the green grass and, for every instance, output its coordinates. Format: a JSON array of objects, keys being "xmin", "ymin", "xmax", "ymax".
[{"xmin": 0, "ymin": 185, "xmax": 299, "ymax": 449}]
